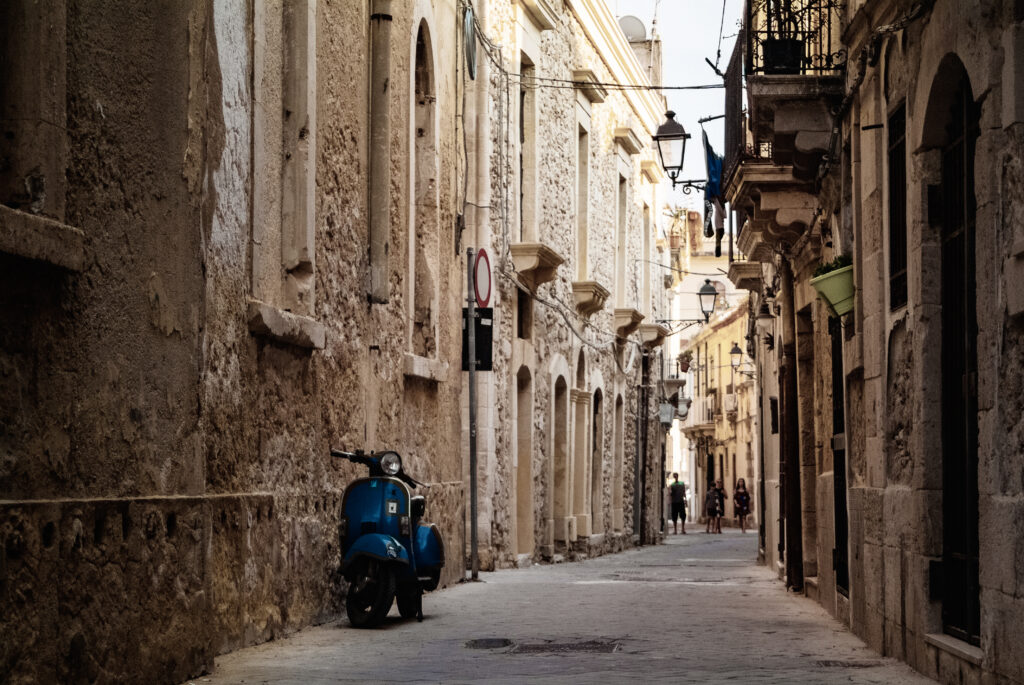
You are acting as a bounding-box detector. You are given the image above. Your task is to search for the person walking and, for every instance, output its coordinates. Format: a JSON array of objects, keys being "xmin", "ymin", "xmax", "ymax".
[
  {"xmin": 704, "ymin": 481, "xmax": 718, "ymax": 533},
  {"xmin": 668, "ymin": 473, "xmax": 688, "ymax": 534},
  {"xmin": 712, "ymin": 479, "xmax": 729, "ymax": 532},
  {"xmin": 734, "ymin": 478, "xmax": 752, "ymax": 533}
]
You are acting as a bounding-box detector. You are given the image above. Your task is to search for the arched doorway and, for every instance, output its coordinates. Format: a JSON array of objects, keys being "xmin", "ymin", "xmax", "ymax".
[
  {"xmin": 612, "ymin": 394, "xmax": 625, "ymax": 531},
  {"xmin": 927, "ymin": 57, "xmax": 980, "ymax": 645},
  {"xmin": 572, "ymin": 351, "xmax": 590, "ymax": 537},
  {"xmin": 553, "ymin": 376, "xmax": 569, "ymax": 543},
  {"xmin": 515, "ymin": 366, "xmax": 533, "ymax": 557},
  {"xmin": 591, "ymin": 389, "xmax": 604, "ymax": 534}
]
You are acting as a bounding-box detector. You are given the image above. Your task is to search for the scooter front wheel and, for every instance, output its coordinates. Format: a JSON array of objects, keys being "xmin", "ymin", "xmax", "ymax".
[
  {"xmin": 346, "ymin": 559, "xmax": 396, "ymax": 628},
  {"xmin": 396, "ymin": 586, "xmax": 422, "ymax": 619}
]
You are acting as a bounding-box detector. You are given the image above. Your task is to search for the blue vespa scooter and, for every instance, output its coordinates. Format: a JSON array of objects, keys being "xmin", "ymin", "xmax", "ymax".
[{"xmin": 331, "ymin": 448, "xmax": 445, "ymax": 627}]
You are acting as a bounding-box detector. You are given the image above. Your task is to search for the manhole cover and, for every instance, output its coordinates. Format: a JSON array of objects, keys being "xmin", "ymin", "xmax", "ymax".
[
  {"xmin": 815, "ymin": 660, "xmax": 883, "ymax": 668},
  {"xmin": 465, "ymin": 638, "xmax": 514, "ymax": 650},
  {"xmin": 513, "ymin": 640, "xmax": 618, "ymax": 654}
]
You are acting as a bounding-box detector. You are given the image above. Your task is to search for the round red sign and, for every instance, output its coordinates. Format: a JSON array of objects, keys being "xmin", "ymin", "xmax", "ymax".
[{"xmin": 473, "ymin": 248, "xmax": 491, "ymax": 308}]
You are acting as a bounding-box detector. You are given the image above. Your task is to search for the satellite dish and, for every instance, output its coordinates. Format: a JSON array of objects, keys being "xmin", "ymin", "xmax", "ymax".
[{"xmin": 618, "ymin": 15, "xmax": 646, "ymax": 42}]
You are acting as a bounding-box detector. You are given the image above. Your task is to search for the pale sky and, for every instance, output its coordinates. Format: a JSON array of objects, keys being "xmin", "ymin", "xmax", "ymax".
[{"xmin": 610, "ymin": 0, "xmax": 745, "ymax": 213}]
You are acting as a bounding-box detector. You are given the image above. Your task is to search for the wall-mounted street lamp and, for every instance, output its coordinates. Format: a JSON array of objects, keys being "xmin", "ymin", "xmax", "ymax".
[
  {"xmin": 653, "ymin": 111, "xmax": 689, "ymax": 182},
  {"xmin": 698, "ymin": 279, "xmax": 718, "ymax": 322},
  {"xmin": 657, "ymin": 279, "xmax": 721, "ymax": 331},
  {"xmin": 730, "ymin": 341, "xmax": 756, "ymax": 378},
  {"xmin": 755, "ymin": 299, "xmax": 776, "ymax": 349},
  {"xmin": 653, "ymin": 111, "xmax": 706, "ymax": 195}
]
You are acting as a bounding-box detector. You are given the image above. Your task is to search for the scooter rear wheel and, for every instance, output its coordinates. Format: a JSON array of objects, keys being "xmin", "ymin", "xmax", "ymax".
[
  {"xmin": 346, "ymin": 560, "xmax": 395, "ymax": 628},
  {"xmin": 396, "ymin": 586, "xmax": 422, "ymax": 619}
]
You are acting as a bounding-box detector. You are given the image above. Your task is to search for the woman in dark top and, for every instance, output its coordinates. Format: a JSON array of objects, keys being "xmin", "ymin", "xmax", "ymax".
[{"xmin": 734, "ymin": 478, "xmax": 752, "ymax": 533}]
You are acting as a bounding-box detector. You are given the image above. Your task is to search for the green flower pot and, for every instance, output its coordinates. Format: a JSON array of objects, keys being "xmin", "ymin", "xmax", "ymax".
[{"xmin": 809, "ymin": 264, "xmax": 855, "ymax": 316}]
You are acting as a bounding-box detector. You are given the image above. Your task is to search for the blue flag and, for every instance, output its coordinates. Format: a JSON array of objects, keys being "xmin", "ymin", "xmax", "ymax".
[{"xmin": 703, "ymin": 129, "xmax": 723, "ymax": 201}]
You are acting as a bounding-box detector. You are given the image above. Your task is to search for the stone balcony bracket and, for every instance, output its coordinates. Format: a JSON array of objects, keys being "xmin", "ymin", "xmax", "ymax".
[
  {"xmin": 614, "ymin": 127, "xmax": 644, "ymax": 156},
  {"xmin": 663, "ymin": 376, "xmax": 686, "ymax": 396},
  {"xmin": 613, "ymin": 307, "xmax": 644, "ymax": 338},
  {"xmin": 247, "ymin": 298, "xmax": 326, "ymax": 350},
  {"xmin": 727, "ymin": 260, "xmax": 762, "ymax": 291},
  {"xmin": 572, "ymin": 280, "xmax": 610, "ymax": 317},
  {"xmin": 572, "ymin": 70, "xmax": 607, "ymax": 103},
  {"xmin": 403, "ymin": 352, "xmax": 449, "ymax": 383},
  {"xmin": 520, "ymin": 0, "xmax": 557, "ymax": 30},
  {"xmin": 0, "ymin": 204, "xmax": 85, "ymax": 272},
  {"xmin": 510, "ymin": 242, "xmax": 565, "ymax": 293},
  {"xmin": 639, "ymin": 322, "xmax": 670, "ymax": 349}
]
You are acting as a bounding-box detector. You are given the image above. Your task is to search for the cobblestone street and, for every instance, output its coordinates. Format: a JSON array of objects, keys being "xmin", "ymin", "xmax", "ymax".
[{"xmin": 188, "ymin": 531, "xmax": 934, "ymax": 684}]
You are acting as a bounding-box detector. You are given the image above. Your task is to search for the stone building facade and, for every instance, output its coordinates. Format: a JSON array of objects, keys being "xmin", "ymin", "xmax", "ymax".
[
  {"xmin": 678, "ymin": 303, "xmax": 759, "ymax": 530},
  {"xmin": 723, "ymin": 0, "xmax": 1024, "ymax": 682},
  {"xmin": 0, "ymin": 0, "xmax": 465, "ymax": 681},
  {"xmin": 0, "ymin": 0, "xmax": 669, "ymax": 681},
  {"xmin": 465, "ymin": 0, "xmax": 670, "ymax": 567}
]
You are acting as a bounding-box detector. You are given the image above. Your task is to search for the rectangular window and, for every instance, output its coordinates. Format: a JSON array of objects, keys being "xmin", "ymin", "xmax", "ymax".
[
  {"xmin": 888, "ymin": 103, "xmax": 907, "ymax": 310},
  {"xmin": 576, "ymin": 125, "xmax": 589, "ymax": 279},
  {"xmin": 642, "ymin": 204, "xmax": 651, "ymax": 312},
  {"xmin": 615, "ymin": 175, "xmax": 627, "ymax": 305},
  {"xmin": 770, "ymin": 397, "xmax": 779, "ymax": 434},
  {"xmin": 253, "ymin": 0, "xmax": 317, "ymax": 315},
  {"xmin": 516, "ymin": 289, "xmax": 533, "ymax": 339},
  {"xmin": 518, "ymin": 57, "xmax": 537, "ymax": 242}
]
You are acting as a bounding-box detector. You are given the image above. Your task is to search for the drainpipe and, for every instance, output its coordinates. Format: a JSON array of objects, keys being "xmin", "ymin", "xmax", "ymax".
[
  {"xmin": 467, "ymin": 0, "xmax": 491, "ymax": 250},
  {"xmin": 368, "ymin": 0, "xmax": 392, "ymax": 303}
]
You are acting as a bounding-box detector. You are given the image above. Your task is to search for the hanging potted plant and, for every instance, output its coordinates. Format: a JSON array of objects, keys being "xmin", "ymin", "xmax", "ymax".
[
  {"xmin": 678, "ymin": 350, "xmax": 693, "ymax": 374},
  {"xmin": 809, "ymin": 254, "xmax": 855, "ymax": 316}
]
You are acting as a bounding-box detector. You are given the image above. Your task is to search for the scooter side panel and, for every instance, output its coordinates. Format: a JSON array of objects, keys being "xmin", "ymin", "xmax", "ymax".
[
  {"xmin": 414, "ymin": 523, "xmax": 445, "ymax": 570},
  {"xmin": 342, "ymin": 533, "xmax": 410, "ymax": 571},
  {"xmin": 340, "ymin": 478, "xmax": 411, "ymax": 553}
]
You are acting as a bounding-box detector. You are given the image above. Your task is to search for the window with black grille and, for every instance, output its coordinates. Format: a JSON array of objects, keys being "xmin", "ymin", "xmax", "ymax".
[{"xmin": 888, "ymin": 104, "xmax": 907, "ymax": 310}]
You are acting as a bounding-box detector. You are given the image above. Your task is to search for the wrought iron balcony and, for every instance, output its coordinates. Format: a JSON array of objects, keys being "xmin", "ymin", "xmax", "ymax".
[{"xmin": 746, "ymin": 0, "xmax": 845, "ymax": 77}]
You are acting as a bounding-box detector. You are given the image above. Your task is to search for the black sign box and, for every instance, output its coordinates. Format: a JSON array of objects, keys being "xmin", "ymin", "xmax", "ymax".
[{"xmin": 461, "ymin": 307, "xmax": 493, "ymax": 371}]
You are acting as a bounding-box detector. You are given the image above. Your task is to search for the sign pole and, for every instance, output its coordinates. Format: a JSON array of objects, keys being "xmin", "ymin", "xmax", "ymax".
[{"xmin": 466, "ymin": 248, "xmax": 479, "ymax": 580}]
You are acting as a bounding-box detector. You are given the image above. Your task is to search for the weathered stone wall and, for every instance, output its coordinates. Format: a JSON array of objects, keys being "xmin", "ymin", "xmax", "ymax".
[
  {"xmin": 831, "ymin": 1, "xmax": 1024, "ymax": 682},
  {"xmin": 1, "ymin": 0, "xmax": 467, "ymax": 681},
  {"xmin": 472, "ymin": 1, "xmax": 666, "ymax": 566}
]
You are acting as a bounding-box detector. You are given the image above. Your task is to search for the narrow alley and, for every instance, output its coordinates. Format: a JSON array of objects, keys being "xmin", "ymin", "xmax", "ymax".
[{"xmin": 189, "ymin": 533, "xmax": 932, "ymax": 685}]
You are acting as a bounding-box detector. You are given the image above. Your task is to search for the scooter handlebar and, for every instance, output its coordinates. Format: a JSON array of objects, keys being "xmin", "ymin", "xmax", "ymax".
[
  {"xmin": 331, "ymin": 448, "xmax": 425, "ymax": 489},
  {"xmin": 330, "ymin": 448, "xmax": 370, "ymax": 465}
]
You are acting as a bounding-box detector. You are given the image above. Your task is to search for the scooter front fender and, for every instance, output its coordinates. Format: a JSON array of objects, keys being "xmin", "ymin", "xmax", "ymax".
[{"xmin": 341, "ymin": 534, "xmax": 410, "ymax": 576}]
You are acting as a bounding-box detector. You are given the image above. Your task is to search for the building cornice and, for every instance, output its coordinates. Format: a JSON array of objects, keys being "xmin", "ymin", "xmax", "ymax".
[{"xmin": 564, "ymin": 0, "xmax": 662, "ymax": 135}]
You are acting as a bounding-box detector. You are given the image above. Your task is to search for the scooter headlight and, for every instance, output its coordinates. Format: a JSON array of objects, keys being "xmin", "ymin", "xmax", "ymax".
[{"xmin": 380, "ymin": 452, "xmax": 402, "ymax": 476}]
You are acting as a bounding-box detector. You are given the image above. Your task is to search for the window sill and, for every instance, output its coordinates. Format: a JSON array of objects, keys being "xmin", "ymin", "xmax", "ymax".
[
  {"xmin": 246, "ymin": 299, "xmax": 325, "ymax": 350},
  {"xmin": 0, "ymin": 204, "xmax": 85, "ymax": 271},
  {"xmin": 924, "ymin": 633, "xmax": 983, "ymax": 666},
  {"xmin": 403, "ymin": 353, "xmax": 447, "ymax": 382}
]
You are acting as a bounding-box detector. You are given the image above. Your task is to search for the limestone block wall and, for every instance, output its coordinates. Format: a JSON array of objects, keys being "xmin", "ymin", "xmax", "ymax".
[
  {"xmin": 469, "ymin": 0, "xmax": 666, "ymax": 566},
  {"xmin": 828, "ymin": 1, "xmax": 1024, "ymax": 682},
  {"xmin": 0, "ymin": 0, "xmax": 467, "ymax": 681}
]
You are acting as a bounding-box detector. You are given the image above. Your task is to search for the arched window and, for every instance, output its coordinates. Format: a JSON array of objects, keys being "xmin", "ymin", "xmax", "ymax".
[{"xmin": 409, "ymin": 21, "xmax": 438, "ymax": 357}]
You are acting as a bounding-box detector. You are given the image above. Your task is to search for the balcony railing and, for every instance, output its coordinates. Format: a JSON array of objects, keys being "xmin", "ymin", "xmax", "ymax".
[
  {"xmin": 746, "ymin": 0, "xmax": 845, "ymax": 76},
  {"xmin": 682, "ymin": 395, "xmax": 717, "ymax": 430},
  {"xmin": 723, "ymin": 31, "xmax": 775, "ymax": 188}
]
